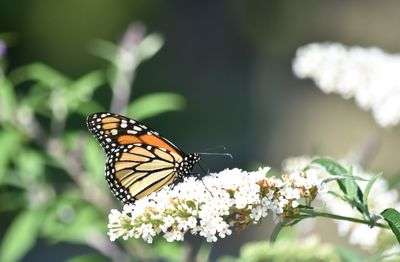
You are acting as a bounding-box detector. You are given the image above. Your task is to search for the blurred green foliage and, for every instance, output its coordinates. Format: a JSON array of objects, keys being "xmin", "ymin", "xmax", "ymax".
[
  {"xmin": 0, "ymin": 27, "xmax": 187, "ymax": 262},
  {"xmin": 217, "ymin": 227, "xmax": 393, "ymax": 262},
  {"xmin": 217, "ymin": 229, "xmax": 340, "ymax": 262}
]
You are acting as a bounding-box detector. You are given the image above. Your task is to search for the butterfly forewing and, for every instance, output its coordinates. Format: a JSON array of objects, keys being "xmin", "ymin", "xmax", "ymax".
[
  {"xmin": 87, "ymin": 112, "xmax": 183, "ymax": 155},
  {"xmin": 86, "ymin": 112, "xmax": 199, "ymax": 204}
]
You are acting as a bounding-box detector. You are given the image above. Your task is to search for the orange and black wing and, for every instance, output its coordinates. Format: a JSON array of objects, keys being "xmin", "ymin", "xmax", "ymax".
[
  {"xmin": 86, "ymin": 112, "xmax": 184, "ymax": 156},
  {"xmin": 105, "ymin": 143, "xmax": 185, "ymax": 203},
  {"xmin": 86, "ymin": 112, "xmax": 196, "ymax": 204}
]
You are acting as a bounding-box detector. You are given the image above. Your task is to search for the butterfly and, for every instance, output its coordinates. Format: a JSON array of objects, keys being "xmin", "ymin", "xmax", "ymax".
[{"xmin": 86, "ymin": 112, "xmax": 200, "ymax": 204}]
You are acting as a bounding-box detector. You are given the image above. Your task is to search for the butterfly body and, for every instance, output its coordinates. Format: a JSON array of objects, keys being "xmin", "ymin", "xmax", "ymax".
[{"xmin": 87, "ymin": 112, "xmax": 200, "ymax": 204}]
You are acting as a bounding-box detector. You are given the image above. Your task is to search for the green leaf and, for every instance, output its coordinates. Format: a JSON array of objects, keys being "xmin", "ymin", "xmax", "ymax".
[
  {"xmin": 88, "ymin": 39, "xmax": 118, "ymax": 64},
  {"xmin": 0, "ymin": 78, "xmax": 17, "ymax": 122},
  {"xmin": 137, "ymin": 33, "xmax": 164, "ymax": 62},
  {"xmin": 311, "ymin": 158, "xmax": 347, "ymax": 177},
  {"xmin": 10, "ymin": 62, "xmax": 70, "ymax": 88},
  {"xmin": 344, "ymin": 167, "xmax": 358, "ymax": 198},
  {"xmin": 0, "ymin": 130, "xmax": 23, "ymax": 183},
  {"xmin": 312, "ymin": 158, "xmax": 363, "ymax": 203},
  {"xmin": 363, "ymin": 173, "xmax": 382, "ymax": 207},
  {"xmin": 67, "ymin": 70, "xmax": 105, "ymax": 111},
  {"xmin": 381, "ymin": 208, "xmax": 400, "ymax": 244},
  {"xmin": 125, "ymin": 92, "xmax": 186, "ymax": 121},
  {"xmin": 90, "ymin": 33, "xmax": 163, "ymax": 66},
  {"xmin": 0, "ymin": 209, "xmax": 43, "ymax": 262}
]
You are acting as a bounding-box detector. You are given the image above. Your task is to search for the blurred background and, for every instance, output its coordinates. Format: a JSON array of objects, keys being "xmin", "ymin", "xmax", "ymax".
[{"xmin": 1, "ymin": 0, "xmax": 400, "ymax": 261}]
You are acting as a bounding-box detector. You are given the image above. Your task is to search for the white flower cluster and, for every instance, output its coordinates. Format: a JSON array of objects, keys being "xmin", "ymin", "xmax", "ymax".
[
  {"xmin": 283, "ymin": 156, "xmax": 400, "ymax": 249},
  {"xmin": 107, "ymin": 167, "xmax": 322, "ymax": 243},
  {"xmin": 293, "ymin": 42, "xmax": 400, "ymax": 127}
]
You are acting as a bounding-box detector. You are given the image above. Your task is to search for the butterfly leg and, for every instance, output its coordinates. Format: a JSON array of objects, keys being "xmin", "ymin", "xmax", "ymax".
[{"xmin": 170, "ymin": 177, "xmax": 184, "ymax": 189}]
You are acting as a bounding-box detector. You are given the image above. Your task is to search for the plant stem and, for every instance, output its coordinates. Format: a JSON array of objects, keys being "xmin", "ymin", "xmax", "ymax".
[
  {"xmin": 270, "ymin": 222, "xmax": 283, "ymax": 243},
  {"xmin": 300, "ymin": 209, "xmax": 389, "ymax": 229},
  {"xmin": 110, "ymin": 23, "xmax": 144, "ymax": 114}
]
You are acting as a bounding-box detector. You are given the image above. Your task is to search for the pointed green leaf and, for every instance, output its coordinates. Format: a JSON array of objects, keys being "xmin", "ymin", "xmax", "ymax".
[
  {"xmin": 381, "ymin": 208, "xmax": 400, "ymax": 244},
  {"xmin": 0, "ymin": 209, "xmax": 43, "ymax": 262},
  {"xmin": 137, "ymin": 33, "xmax": 164, "ymax": 62},
  {"xmin": 344, "ymin": 167, "xmax": 364, "ymax": 205},
  {"xmin": 312, "ymin": 158, "xmax": 347, "ymax": 176},
  {"xmin": 363, "ymin": 173, "xmax": 382, "ymax": 207},
  {"xmin": 312, "ymin": 158, "xmax": 362, "ymax": 204},
  {"xmin": 311, "ymin": 158, "xmax": 348, "ymax": 193},
  {"xmin": 126, "ymin": 92, "xmax": 185, "ymax": 121},
  {"xmin": 10, "ymin": 62, "xmax": 70, "ymax": 88},
  {"xmin": 88, "ymin": 39, "xmax": 118, "ymax": 64}
]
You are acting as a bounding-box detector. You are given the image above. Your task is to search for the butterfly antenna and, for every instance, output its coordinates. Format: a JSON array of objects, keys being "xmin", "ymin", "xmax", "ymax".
[{"xmin": 198, "ymin": 152, "xmax": 233, "ymax": 159}]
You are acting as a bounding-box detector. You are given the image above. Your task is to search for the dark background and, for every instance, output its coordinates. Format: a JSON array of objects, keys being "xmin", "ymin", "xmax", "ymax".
[{"xmin": 2, "ymin": 0, "xmax": 400, "ymax": 261}]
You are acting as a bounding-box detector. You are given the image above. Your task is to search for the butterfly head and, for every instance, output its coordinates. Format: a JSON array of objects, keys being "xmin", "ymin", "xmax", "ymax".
[{"xmin": 177, "ymin": 153, "xmax": 200, "ymax": 177}]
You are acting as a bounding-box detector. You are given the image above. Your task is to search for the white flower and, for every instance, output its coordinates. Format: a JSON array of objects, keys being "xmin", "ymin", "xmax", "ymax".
[
  {"xmin": 107, "ymin": 209, "xmax": 128, "ymax": 241},
  {"xmin": 250, "ymin": 206, "xmax": 263, "ymax": 221},
  {"xmin": 293, "ymin": 42, "xmax": 400, "ymax": 127},
  {"xmin": 107, "ymin": 167, "xmax": 322, "ymax": 243},
  {"xmin": 282, "ymin": 187, "xmax": 301, "ymax": 200}
]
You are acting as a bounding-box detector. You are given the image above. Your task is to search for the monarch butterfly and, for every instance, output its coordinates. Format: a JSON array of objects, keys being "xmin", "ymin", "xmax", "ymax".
[{"xmin": 86, "ymin": 112, "xmax": 200, "ymax": 204}]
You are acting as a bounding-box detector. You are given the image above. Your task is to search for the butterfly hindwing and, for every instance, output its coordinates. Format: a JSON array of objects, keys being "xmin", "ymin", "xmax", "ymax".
[{"xmin": 106, "ymin": 144, "xmax": 181, "ymax": 203}]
